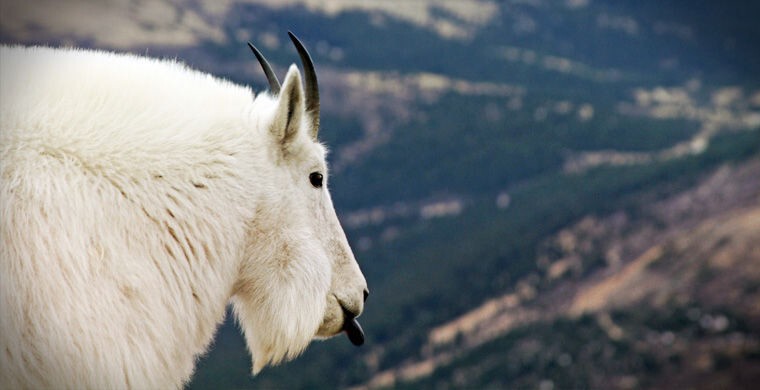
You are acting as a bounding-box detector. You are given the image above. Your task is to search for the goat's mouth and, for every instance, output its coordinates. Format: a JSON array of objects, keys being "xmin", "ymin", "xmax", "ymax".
[{"xmin": 341, "ymin": 307, "xmax": 365, "ymax": 346}]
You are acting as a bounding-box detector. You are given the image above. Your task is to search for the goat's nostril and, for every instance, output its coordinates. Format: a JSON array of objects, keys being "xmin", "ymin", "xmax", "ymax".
[{"xmin": 363, "ymin": 288, "xmax": 369, "ymax": 303}]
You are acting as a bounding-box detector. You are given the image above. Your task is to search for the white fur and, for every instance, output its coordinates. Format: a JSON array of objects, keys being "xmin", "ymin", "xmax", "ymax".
[{"xmin": 0, "ymin": 45, "xmax": 367, "ymax": 388}]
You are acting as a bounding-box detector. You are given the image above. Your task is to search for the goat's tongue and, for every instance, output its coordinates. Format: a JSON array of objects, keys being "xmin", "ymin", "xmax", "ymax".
[{"xmin": 343, "ymin": 317, "xmax": 365, "ymax": 346}]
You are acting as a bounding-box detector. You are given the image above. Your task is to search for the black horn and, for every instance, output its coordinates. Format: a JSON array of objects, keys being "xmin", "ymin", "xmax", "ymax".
[
  {"xmin": 247, "ymin": 42, "xmax": 281, "ymax": 95},
  {"xmin": 288, "ymin": 31, "xmax": 320, "ymax": 139}
]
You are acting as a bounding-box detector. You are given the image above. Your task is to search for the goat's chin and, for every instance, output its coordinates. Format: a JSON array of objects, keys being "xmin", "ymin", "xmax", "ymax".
[{"xmin": 315, "ymin": 301, "xmax": 344, "ymax": 337}]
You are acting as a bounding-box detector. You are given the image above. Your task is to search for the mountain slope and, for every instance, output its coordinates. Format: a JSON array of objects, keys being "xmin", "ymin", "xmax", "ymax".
[{"xmin": 371, "ymin": 154, "xmax": 760, "ymax": 388}]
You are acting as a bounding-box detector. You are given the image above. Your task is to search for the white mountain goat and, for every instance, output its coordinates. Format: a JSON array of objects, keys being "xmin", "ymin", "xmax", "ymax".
[{"xmin": 0, "ymin": 32, "xmax": 368, "ymax": 388}]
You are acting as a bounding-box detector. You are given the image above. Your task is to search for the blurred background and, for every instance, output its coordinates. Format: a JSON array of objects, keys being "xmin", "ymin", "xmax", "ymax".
[{"xmin": 2, "ymin": 0, "xmax": 759, "ymax": 388}]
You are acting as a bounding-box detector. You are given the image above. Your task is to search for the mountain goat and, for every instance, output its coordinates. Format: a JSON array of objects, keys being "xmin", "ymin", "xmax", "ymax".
[{"xmin": 0, "ymin": 32, "xmax": 368, "ymax": 388}]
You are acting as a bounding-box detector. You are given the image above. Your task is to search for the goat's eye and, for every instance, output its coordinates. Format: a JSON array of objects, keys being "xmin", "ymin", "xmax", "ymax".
[{"xmin": 309, "ymin": 172, "xmax": 323, "ymax": 188}]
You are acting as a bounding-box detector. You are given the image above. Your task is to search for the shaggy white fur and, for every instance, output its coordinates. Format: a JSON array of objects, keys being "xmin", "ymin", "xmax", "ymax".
[{"xmin": 0, "ymin": 45, "xmax": 367, "ymax": 388}]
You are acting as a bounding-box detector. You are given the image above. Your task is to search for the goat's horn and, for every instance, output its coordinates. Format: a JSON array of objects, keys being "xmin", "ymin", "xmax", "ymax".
[
  {"xmin": 247, "ymin": 42, "xmax": 281, "ymax": 95},
  {"xmin": 288, "ymin": 31, "xmax": 320, "ymax": 138}
]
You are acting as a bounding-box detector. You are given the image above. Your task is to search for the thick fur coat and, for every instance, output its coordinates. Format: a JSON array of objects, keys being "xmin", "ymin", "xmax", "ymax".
[{"xmin": 0, "ymin": 45, "xmax": 367, "ymax": 388}]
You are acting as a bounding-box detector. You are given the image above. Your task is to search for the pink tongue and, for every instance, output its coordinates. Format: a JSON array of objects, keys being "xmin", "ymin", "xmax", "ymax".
[{"xmin": 344, "ymin": 318, "xmax": 365, "ymax": 346}]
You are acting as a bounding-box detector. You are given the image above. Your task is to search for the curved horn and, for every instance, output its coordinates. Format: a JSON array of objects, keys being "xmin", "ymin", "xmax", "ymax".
[
  {"xmin": 288, "ymin": 31, "xmax": 320, "ymax": 138},
  {"xmin": 247, "ymin": 42, "xmax": 281, "ymax": 95}
]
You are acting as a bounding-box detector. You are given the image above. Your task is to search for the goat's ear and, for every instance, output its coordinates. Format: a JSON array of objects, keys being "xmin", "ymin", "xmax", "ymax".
[{"xmin": 271, "ymin": 64, "xmax": 305, "ymax": 150}]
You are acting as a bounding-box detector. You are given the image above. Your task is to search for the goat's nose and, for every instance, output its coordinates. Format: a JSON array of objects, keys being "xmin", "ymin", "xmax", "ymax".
[{"xmin": 363, "ymin": 288, "xmax": 369, "ymax": 303}]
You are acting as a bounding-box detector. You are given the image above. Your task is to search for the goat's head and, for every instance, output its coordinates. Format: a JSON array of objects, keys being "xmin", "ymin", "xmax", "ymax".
[{"xmin": 232, "ymin": 32, "xmax": 368, "ymax": 374}]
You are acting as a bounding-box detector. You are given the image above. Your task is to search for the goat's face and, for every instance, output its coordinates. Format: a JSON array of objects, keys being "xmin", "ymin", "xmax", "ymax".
[{"xmin": 232, "ymin": 35, "xmax": 367, "ymax": 374}]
